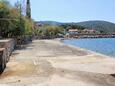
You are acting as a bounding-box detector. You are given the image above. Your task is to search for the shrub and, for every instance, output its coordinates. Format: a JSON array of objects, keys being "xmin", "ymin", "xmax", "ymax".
[{"xmin": 36, "ymin": 25, "xmax": 64, "ymax": 39}]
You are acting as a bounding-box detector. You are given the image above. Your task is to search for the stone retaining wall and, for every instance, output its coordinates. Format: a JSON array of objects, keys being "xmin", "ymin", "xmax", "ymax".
[
  {"xmin": 0, "ymin": 39, "xmax": 16, "ymax": 73},
  {"xmin": 0, "ymin": 39, "xmax": 16, "ymax": 62},
  {"xmin": 0, "ymin": 36, "xmax": 33, "ymax": 73}
]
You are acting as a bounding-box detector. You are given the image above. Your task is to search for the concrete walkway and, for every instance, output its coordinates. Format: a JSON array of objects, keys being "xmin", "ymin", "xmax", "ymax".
[{"xmin": 0, "ymin": 40, "xmax": 115, "ymax": 86}]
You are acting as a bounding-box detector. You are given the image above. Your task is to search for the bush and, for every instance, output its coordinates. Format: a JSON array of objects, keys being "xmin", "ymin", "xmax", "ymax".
[{"xmin": 36, "ymin": 25, "xmax": 64, "ymax": 39}]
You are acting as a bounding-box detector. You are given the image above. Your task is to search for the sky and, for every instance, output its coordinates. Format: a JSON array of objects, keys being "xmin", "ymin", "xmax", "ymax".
[{"xmin": 8, "ymin": 0, "xmax": 115, "ymax": 23}]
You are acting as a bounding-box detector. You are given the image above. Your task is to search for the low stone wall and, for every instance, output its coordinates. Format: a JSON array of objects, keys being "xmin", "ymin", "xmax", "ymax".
[
  {"xmin": 0, "ymin": 39, "xmax": 16, "ymax": 73},
  {"xmin": 0, "ymin": 36, "xmax": 33, "ymax": 73},
  {"xmin": 0, "ymin": 39, "xmax": 16, "ymax": 62}
]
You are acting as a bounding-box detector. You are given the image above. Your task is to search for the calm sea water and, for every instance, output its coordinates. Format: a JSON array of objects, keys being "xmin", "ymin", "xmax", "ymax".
[{"xmin": 63, "ymin": 38, "xmax": 115, "ymax": 57}]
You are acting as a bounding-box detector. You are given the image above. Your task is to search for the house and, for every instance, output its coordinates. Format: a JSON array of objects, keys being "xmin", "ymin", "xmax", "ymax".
[
  {"xmin": 83, "ymin": 29, "xmax": 98, "ymax": 34},
  {"xmin": 68, "ymin": 29, "xmax": 79, "ymax": 35}
]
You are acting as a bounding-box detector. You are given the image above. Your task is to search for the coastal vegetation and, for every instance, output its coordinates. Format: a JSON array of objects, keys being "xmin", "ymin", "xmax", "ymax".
[
  {"xmin": 0, "ymin": 0, "xmax": 34, "ymax": 38},
  {"xmin": 60, "ymin": 23, "xmax": 85, "ymax": 31},
  {"xmin": 0, "ymin": 0, "xmax": 65, "ymax": 39},
  {"xmin": 35, "ymin": 25, "xmax": 64, "ymax": 39}
]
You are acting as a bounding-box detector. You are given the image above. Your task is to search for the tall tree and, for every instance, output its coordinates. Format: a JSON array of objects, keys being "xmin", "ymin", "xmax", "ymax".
[{"xmin": 26, "ymin": 0, "xmax": 31, "ymax": 19}]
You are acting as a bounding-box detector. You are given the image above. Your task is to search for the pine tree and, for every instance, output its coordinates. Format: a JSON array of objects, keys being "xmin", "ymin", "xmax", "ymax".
[{"xmin": 26, "ymin": 0, "xmax": 31, "ymax": 19}]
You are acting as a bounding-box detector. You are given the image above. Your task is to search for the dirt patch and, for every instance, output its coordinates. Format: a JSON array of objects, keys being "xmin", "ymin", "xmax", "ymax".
[{"xmin": 1, "ymin": 60, "xmax": 54, "ymax": 78}]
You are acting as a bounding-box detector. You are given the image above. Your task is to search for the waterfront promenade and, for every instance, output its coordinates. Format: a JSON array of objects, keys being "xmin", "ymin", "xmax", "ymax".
[{"xmin": 0, "ymin": 40, "xmax": 115, "ymax": 86}]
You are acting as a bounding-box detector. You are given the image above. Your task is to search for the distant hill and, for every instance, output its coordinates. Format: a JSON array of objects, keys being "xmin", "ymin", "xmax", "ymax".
[
  {"xmin": 37, "ymin": 21, "xmax": 62, "ymax": 26},
  {"xmin": 76, "ymin": 21, "xmax": 115, "ymax": 33},
  {"xmin": 36, "ymin": 20, "xmax": 115, "ymax": 33}
]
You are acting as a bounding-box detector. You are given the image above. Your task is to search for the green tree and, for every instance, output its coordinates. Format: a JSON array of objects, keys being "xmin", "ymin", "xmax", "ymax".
[
  {"xmin": 26, "ymin": 0, "xmax": 31, "ymax": 19},
  {"xmin": 0, "ymin": 0, "xmax": 34, "ymax": 38},
  {"xmin": 0, "ymin": 1, "xmax": 11, "ymax": 37}
]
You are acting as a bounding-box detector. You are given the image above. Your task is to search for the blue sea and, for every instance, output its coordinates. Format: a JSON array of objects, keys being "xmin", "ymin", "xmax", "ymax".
[{"xmin": 63, "ymin": 38, "xmax": 115, "ymax": 57}]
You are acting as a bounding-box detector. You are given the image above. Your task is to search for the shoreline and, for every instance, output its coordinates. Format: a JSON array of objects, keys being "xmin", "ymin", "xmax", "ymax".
[
  {"xmin": 64, "ymin": 42, "xmax": 111, "ymax": 58},
  {"xmin": 55, "ymin": 38, "xmax": 115, "ymax": 61},
  {"xmin": 39, "ymin": 39, "xmax": 115, "ymax": 74},
  {"xmin": 58, "ymin": 37, "xmax": 115, "ymax": 40},
  {"xmin": 60, "ymin": 38, "xmax": 115, "ymax": 58}
]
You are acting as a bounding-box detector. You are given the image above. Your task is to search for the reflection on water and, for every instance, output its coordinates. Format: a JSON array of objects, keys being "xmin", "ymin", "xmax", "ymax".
[{"xmin": 64, "ymin": 38, "xmax": 115, "ymax": 57}]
